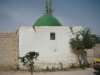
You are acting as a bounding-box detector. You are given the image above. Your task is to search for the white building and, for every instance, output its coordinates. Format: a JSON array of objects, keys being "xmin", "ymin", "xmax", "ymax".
[{"xmin": 18, "ymin": 0, "xmax": 82, "ymax": 69}]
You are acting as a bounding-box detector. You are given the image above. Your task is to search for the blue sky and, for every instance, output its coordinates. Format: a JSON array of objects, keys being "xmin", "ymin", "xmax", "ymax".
[{"xmin": 0, "ymin": 0, "xmax": 100, "ymax": 35}]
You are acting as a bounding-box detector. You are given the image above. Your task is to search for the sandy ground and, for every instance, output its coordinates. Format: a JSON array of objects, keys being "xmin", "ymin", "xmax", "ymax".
[{"xmin": 0, "ymin": 68, "xmax": 99, "ymax": 75}]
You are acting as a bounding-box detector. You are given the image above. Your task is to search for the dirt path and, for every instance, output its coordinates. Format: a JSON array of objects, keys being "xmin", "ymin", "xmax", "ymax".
[{"xmin": 0, "ymin": 68, "xmax": 98, "ymax": 75}]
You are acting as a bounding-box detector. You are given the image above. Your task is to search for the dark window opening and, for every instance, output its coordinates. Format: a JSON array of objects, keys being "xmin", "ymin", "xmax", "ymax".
[{"xmin": 50, "ymin": 33, "xmax": 55, "ymax": 40}]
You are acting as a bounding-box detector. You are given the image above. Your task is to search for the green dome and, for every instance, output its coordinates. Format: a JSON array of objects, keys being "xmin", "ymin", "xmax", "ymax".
[{"xmin": 34, "ymin": 14, "xmax": 62, "ymax": 26}]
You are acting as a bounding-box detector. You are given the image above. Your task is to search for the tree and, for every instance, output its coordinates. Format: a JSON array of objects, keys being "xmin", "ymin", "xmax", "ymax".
[
  {"xmin": 70, "ymin": 34, "xmax": 84, "ymax": 67},
  {"xmin": 70, "ymin": 28, "xmax": 98, "ymax": 68},
  {"xmin": 20, "ymin": 51, "xmax": 39, "ymax": 75},
  {"xmin": 79, "ymin": 28, "xmax": 96, "ymax": 49}
]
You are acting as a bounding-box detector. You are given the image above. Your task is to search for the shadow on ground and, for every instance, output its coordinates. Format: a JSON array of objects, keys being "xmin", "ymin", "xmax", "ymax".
[{"xmin": 93, "ymin": 71, "xmax": 100, "ymax": 75}]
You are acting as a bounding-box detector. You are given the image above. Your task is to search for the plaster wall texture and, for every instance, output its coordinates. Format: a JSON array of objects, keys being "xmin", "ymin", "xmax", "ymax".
[{"xmin": 19, "ymin": 26, "xmax": 82, "ymax": 69}]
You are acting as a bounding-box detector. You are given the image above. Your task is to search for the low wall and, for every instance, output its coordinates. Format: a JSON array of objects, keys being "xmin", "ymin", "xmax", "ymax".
[{"xmin": 0, "ymin": 32, "xmax": 19, "ymax": 70}]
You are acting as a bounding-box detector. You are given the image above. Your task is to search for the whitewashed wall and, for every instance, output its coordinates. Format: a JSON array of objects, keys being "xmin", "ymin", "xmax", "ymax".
[{"xmin": 19, "ymin": 26, "xmax": 82, "ymax": 69}]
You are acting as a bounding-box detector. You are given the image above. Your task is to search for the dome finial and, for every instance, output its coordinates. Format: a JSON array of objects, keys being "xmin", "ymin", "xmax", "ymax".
[{"xmin": 45, "ymin": 0, "xmax": 53, "ymax": 14}]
